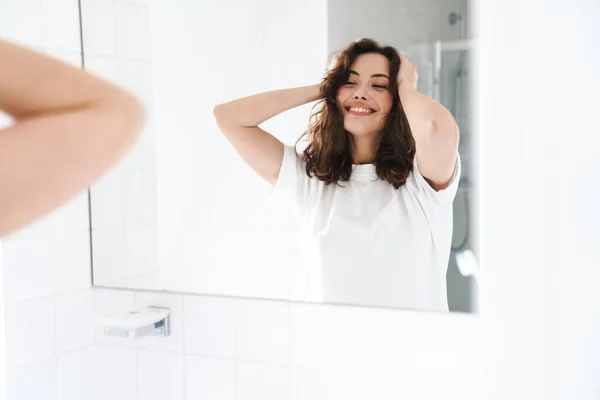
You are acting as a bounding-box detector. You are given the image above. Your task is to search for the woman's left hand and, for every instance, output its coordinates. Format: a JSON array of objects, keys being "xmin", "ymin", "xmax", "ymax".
[{"xmin": 397, "ymin": 54, "xmax": 418, "ymax": 90}]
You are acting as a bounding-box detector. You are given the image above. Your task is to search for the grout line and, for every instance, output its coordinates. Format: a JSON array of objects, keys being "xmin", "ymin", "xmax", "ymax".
[
  {"xmin": 233, "ymin": 299, "xmax": 238, "ymax": 400},
  {"xmin": 289, "ymin": 301, "xmax": 294, "ymax": 400},
  {"xmin": 52, "ymin": 296, "xmax": 57, "ymax": 372},
  {"xmin": 6, "ymin": 287, "xmax": 91, "ymax": 307},
  {"xmin": 182, "ymin": 296, "xmax": 187, "ymax": 399},
  {"xmin": 8, "ymin": 343, "xmax": 94, "ymax": 372},
  {"xmin": 135, "ymin": 347, "xmax": 139, "ymax": 400}
]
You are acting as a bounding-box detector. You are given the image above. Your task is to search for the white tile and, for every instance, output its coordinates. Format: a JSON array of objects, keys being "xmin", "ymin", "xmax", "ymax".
[
  {"xmin": 349, "ymin": 307, "xmax": 479, "ymax": 374},
  {"xmin": 84, "ymin": 56, "xmax": 120, "ymax": 86},
  {"xmin": 292, "ymin": 365, "xmax": 350, "ymax": 400},
  {"xmin": 134, "ymin": 292, "xmax": 183, "ymax": 352},
  {"xmin": 126, "ymin": 0, "xmax": 149, "ymax": 7},
  {"xmin": 40, "ymin": 0, "xmax": 81, "ymax": 52},
  {"xmin": 349, "ymin": 371, "xmax": 402, "ymax": 400},
  {"xmin": 55, "ymin": 290, "xmax": 94, "ymax": 354},
  {"xmin": 7, "ymin": 192, "xmax": 89, "ymax": 240},
  {"xmin": 121, "ymin": 133, "xmax": 156, "ymax": 170},
  {"xmin": 237, "ymin": 361, "xmax": 291, "ymax": 400},
  {"xmin": 57, "ymin": 347, "xmax": 96, "ymax": 400},
  {"xmin": 92, "ymin": 288, "xmax": 136, "ymax": 346},
  {"xmin": 80, "ymin": 0, "xmax": 117, "ymax": 56},
  {"xmin": 125, "ymin": 223, "xmax": 158, "ymax": 277},
  {"xmin": 40, "ymin": 50, "xmax": 82, "ymax": 68},
  {"xmin": 4, "ymin": 231, "xmax": 90, "ymax": 301},
  {"xmin": 3, "ymin": 236, "xmax": 55, "ymax": 303},
  {"xmin": 54, "ymin": 231, "xmax": 92, "ymax": 293},
  {"xmin": 291, "ymin": 304, "xmax": 351, "ymax": 369},
  {"xmin": 184, "ymin": 296, "xmax": 235, "ymax": 358},
  {"xmin": 185, "ymin": 356, "xmax": 235, "ymax": 400},
  {"xmin": 235, "ymin": 299, "xmax": 291, "ymax": 363},
  {"xmin": 137, "ymin": 350, "xmax": 184, "ymax": 400},
  {"xmin": 91, "ymin": 226, "xmax": 127, "ymax": 286},
  {"xmin": 116, "ymin": 59, "xmax": 153, "ymax": 108},
  {"xmin": 90, "ymin": 165, "xmax": 126, "ymax": 229},
  {"xmin": 125, "ymin": 271, "xmax": 161, "ymax": 290},
  {"xmin": 348, "ymin": 307, "xmax": 414, "ymax": 373},
  {"xmin": 351, "ymin": 367, "xmax": 479, "ymax": 400},
  {"xmin": 114, "ymin": 2, "xmax": 151, "ymax": 60},
  {"xmin": 7, "ymin": 358, "xmax": 57, "ymax": 400},
  {"xmin": 124, "ymin": 167, "xmax": 158, "ymax": 224},
  {"xmin": 0, "ymin": 0, "xmax": 43, "ymax": 48},
  {"xmin": 96, "ymin": 345, "xmax": 137, "ymax": 400},
  {"xmin": 5, "ymin": 298, "xmax": 55, "ymax": 368}
]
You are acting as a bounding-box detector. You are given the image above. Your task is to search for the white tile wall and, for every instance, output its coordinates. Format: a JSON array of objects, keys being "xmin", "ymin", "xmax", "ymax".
[
  {"xmin": 185, "ymin": 355, "xmax": 235, "ymax": 400},
  {"xmin": 57, "ymin": 347, "xmax": 96, "ymax": 400},
  {"xmin": 291, "ymin": 304, "xmax": 351, "ymax": 369},
  {"xmin": 114, "ymin": 1, "xmax": 151, "ymax": 60},
  {"xmin": 0, "ymin": 4, "xmax": 97, "ymax": 400},
  {"xmin": 5, "ymin": 298, "xmax": 56, "ymax": 369},
  {"xmin": 125, "ymin": 223, "xmax": 158, "ymax": 278},
  {"xmin": 55, "ymin": 291, "xmax": 94, "ymax": 354},
  {"xmin": 0, "ymin": 0, "xmax": 43, "ymax": 48},
  {"xmin": 234, "ymin": 299, "xmax": 291, "ymax": 364},
  {"xmin": 292, "ymin": 365, "xmax": 350, "ymax": 400},
  {"xmin": 137, "ymin": 350, "xmax": 184, "ymax": 400},
  {"xmin": 92, "ymin": 227, "xmax": 127, "ymax": 285},
  {"xmin": 237, "ymin": 361, "xmax": 292, "ymax": 400},
  {"xmin": 89, "ymin": 289, "xmax": 482, "ymax": 400},
  {"xmin": 40, "ymin": 0, "xmax": 82, "ymax": 52},
  {"xmin": 80, "ymin": 0, "xmax": 118, "ymax": 57},
  {"xmin": 6, "ymin": 358, "xmax": 57, "ymax": 400},
  {"xmin": 95, "ymin": 345, "xmax": 137, "ymax": 400},
  {"xmin": 183, "ymin": 296, "xmax": 235, "ymax": 358}
]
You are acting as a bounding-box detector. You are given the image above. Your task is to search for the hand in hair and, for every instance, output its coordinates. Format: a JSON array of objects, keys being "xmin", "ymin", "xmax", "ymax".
[{"xmin": 397, "ymin": 53, "xmax": 418, "ymax": 90}]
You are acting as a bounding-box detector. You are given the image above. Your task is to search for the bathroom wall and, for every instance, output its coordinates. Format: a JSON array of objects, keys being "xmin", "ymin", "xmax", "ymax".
[
  {"xmin": 4, "ymin": 0, "xmax": 600, "ymax": 399},
  {"xmin": 0, "ymin": 1, "xmax": 95, "ymax": 398},
  {"xmin": 0, "ymin": 1, "xmax": 484, "ymax": 399}
]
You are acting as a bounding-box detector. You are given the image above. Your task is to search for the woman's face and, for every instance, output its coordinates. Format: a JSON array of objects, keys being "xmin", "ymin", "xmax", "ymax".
[{"xmin": 336, "ymin": 53, "xmax": 393, "ymax": 137}]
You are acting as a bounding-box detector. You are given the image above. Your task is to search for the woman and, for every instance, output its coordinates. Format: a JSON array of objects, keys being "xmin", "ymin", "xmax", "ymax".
[
  {"xmin": 213, "ymin": 38, "xmax": 460, "ymax": 311},
  {"xmin": 0, "ymin": 39, "xmax": 145, "ymax": 238}
]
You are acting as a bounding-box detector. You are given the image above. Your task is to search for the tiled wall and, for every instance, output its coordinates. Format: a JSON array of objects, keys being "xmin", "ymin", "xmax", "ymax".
[
  {"xmin": 0, "ymin": 1, "xmax": 97, "ymax": 398},
  {"xmin": 0, "ymin": 1, "xmax": 483, "ymax": 399},
  {"xmin": 82, "ymin": 0, "xmax": 159, "ymax": 289},
  {"xmin": 92, "ymin": 288, "xmax": 482, "ymax": 400}
]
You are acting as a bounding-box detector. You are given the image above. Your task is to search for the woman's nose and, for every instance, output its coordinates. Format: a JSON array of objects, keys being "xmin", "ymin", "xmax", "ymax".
[{"xmin": 353, "ymin": 87, "xmax": 368, "ymax": 100}]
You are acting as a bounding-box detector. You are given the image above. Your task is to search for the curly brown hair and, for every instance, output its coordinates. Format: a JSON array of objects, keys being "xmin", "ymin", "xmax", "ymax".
[{"xmin": 296, "ymin": 38, "xmax": 415, "ymax": 189}]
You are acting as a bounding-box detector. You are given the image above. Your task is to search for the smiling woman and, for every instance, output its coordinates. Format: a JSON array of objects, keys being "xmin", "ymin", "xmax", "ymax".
[{"xmin": 214, "ymin": 38, "xmax": 462, "ymax": 311}]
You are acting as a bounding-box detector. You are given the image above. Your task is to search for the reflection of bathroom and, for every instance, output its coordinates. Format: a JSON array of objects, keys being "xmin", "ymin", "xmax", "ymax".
[
  {"xmin": 327, "ymin": 0, "xmax": 478, "ymax": 311},
  {"xmin": 438, "ymin": 0, "xmax": 478, "ymax": 313}
]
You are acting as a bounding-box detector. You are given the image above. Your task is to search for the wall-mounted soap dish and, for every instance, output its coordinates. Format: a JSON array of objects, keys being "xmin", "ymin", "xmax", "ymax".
[{"xmin": 94, "ymin": 306, "xmax": 171, "ymax": 339}]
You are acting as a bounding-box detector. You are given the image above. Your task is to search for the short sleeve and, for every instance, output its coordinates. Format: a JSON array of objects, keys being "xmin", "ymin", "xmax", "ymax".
[
  {"xmin": 271, "ymin": 145, "xmax": 312, "ymax": 215},
  {"xmin": 404, "ymin": 152, "xmax": 462, "ymax": 266},
  {"xmin": 406, "ymin": 152, "xmax": 462, "ymax": 206}
]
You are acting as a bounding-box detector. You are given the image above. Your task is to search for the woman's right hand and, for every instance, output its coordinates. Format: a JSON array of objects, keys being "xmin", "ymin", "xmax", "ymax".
[
  {"xmin": 320, "ymin": 53, "xmax": 341, "ymax": 96},
  {"xmin": 326, "ymin": 53, "xmax": 341, "ymax": 72}
]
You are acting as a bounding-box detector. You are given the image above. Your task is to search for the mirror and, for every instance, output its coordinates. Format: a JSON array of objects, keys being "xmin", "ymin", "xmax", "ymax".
[{"xmin": 83, "ymin": 0, "xmax": 478, "ymax": 313}]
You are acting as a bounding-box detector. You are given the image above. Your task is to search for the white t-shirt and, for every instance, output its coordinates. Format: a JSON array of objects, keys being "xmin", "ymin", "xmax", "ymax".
[{"xmin": 273, "ymin": 145, "xmax": 461, "ymax": 312}]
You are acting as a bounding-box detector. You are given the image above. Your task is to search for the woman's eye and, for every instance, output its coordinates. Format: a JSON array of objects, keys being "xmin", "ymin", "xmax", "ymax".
[
  {"xmin": 373, "ymin": 85, "xmax": 388, "ymax": 90},
  {"xmin": 344, "ymin": 81, "xmax": 357, "ymax": 86}
]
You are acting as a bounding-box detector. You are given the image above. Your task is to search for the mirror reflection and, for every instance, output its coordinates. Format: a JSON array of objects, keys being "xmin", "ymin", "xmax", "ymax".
[{"xmin": 85, "ymin": 0, "xmax": 477, "ymax": 312}]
